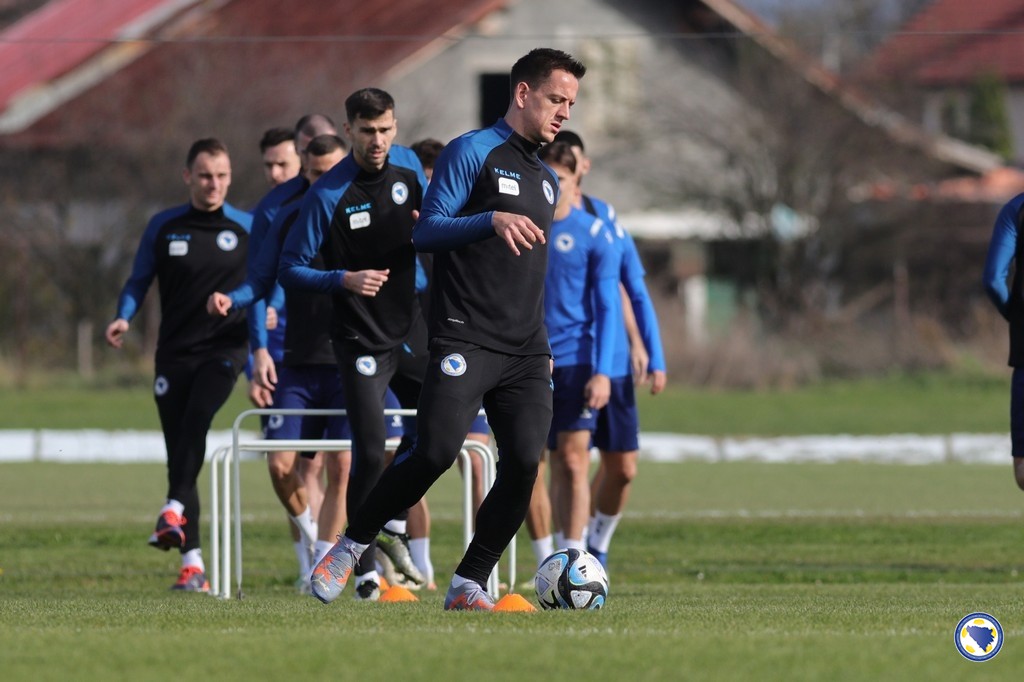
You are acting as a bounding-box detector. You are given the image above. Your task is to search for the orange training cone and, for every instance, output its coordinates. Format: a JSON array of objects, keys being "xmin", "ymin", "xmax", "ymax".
[
  {"xmin": 380, "ymin": 585, "xmax": 419, "ymax": 602},
  {"xmin": 494, "ymin": 593, "xmax": 537, "ymax": 612}
]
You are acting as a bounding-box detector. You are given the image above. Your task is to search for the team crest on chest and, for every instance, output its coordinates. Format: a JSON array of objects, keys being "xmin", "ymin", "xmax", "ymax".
[
  {"xmin": 542, "ymin": 180, "xmax": 554, "ymax": 204},
  {"xmin": 356, "ymin": 355, "xmax": 377, "ymax": 376},
  {"xmin": 391, "ymin": 181, "xmax": 409, "ymax": 205},
  {"xmin": 554, "ymin": 233, "xmax": 574, "ymax": 252},
  {"xmin": 216, "ymin": 230, "xmax": 238, "ymax": 251}
]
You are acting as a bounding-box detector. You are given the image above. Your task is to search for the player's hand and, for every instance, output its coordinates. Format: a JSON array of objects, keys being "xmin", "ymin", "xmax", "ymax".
[
  {"xmin": 630, "ymin": 344, "xmax": 650, "ymax": 385},
  {"xmin": 248, "ymin": 380, "xmax": 273, "ymax": 408},
  {"xmin": 206, "ymin": 292, "xmax": 232, "ymax": 317},
  {"xmin": 252, "ymin": 348, "xmax": 278, "ymax": 392},
  {"xmin": 266, "ymin": 306, "xmax": 278, "ymax": 330},
  {"xmin": 344, "ymin": 269, "xmax": 390, "ymax": 296},
  {"xmin": 584, "ymin": 373, "xmax": 611, "ymax": 410},
  {"xmin": 492, "ymin": 211, "xmax": 546, "ymax": 256},
  {"xmin": 649, "ymin": 370, "xmax": 667, "ymax": 396},
  {"xmin": 104, "ymin": 318, "xmax": 129, "ymax": 349}
]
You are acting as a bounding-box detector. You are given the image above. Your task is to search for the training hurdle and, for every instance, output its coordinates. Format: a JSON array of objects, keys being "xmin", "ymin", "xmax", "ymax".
[{"xmin": 208, "ymin": 407, "xmax": 512, "ymax": 600}]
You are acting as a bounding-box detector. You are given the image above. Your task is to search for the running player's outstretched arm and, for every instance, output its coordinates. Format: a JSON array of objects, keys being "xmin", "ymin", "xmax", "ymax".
[
  {"xmin": 278, "ymin": 190, "xmax": 346, "ymax": 293},
  {"xmin": 591, "ymin": 225, "xmax": 622, "ymax": 380},
  {"xmin": 619, "ymin": 232, "xmax": 666, "ymax": 376},
  {"xmin": 413, "ymin": 139, "xmax": 495, "ymax": 253},
  {"xmin": 115, "ymin": 214, "xmax": 165, "ymax": 323},
  {"xmin": 984, "ymin": 197, "xmax": 1022, "ymax": 320}
]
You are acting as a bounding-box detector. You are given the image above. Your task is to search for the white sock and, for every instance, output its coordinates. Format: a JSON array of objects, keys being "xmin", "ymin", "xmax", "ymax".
[
  {"xmin": 182, "ymin": 548, "xmax": 204, "ymax": 571},
  {"xmin": 563, "ymin": 537, "xmax": 586, "ymax": 551},
  {"xmin": 408, "ymin": 537, "xmax": 434, "ymax": 585},
  {"xmin": 313, "ymin": 540, "xmax": 333, "ymax": 566},
  {"xmin": 383, "ymin": 518, "xmax": 407, "ymax": 535},
  {"xmin": 162, "ymin": 500, "xmax": 185, "ymax": 517},
  {"xmin": 290, "ymin": 507, "xmax": 317, "ymax": 545},
  {"xmin": 450, "ymin": 573, "xmax": 475, "ymax": 590},
  {"xmin": 554, "ymin": 531, "xmax": 566, "ymax": 549},
  {"xmin": 342, "ymin": 536, "xmax": 370, "ymax": 556},
  {"xmin": 355, "ymin": 570, "xmax": 380, "ymax": 586},
  {"xmin": 532, "ymin": 535, "xmax": 555, "ymax": 566},
  {"xmin": 587, "ymin": 511, "xmax": 622, "ymax": 553},
  {"xmin": 294, "ymin": 541, "xmax": 310, "ymax": 577}
]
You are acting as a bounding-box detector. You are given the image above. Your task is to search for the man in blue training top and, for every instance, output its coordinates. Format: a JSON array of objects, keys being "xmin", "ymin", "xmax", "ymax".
[
  {"xmin": 553, "ymin": 129, "xmax": 667, "ymax": 569},
  {"xmin": 105, "ymin": 138, "xmax": 251, "ymax": 593},
  {"xmin": 279, "ymin": 88, "xmax": 430, "ymax": 600},
  {"xmin": 537, "ymin": 140, "xmax": 617, "ymax": 554},
  {"xmin": 983, "ymin": 193, "xmax": 1024, "ymax": 491},
  {"xmin": 307, "ymin": 48, "xmax": 587, "ymax": 611}
]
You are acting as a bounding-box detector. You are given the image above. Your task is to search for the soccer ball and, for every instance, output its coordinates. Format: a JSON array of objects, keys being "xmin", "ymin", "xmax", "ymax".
[{"xmin": 534, "ymin": 548, "xmax": 609, "ymax": 610}]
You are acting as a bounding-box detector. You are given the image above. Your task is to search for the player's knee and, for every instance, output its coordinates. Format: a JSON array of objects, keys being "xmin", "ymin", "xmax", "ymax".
[
  {"xmin": 266, "ymin": 457, "xmax": 293, "ymax": 482},
  {"xmin": 607, "ymin": 456, "xmax": 638, "ymax": 485}
]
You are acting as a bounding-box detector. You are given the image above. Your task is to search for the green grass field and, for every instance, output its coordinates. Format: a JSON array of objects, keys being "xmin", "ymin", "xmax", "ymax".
[
  {"xmin": 0, "ymin": 368, "xmax": 1013, "ymax": 434},
  {"xmin": 2, "ymin": 459, "xmax": 1022, "ymax": 680}
]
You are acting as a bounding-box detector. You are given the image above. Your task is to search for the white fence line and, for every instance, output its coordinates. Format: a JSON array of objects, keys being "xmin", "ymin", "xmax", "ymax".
[{"xmin": 0, "ymin": 430, "xmax": 1011, "ymax": 465}]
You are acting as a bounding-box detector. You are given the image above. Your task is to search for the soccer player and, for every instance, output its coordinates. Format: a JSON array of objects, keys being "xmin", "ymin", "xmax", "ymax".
[
  {"xmin": 279, "ymin": 88, "xmax": 429, "ymax": 600},
  {"xmin": 307, "ymin": 47, "xmax": 586, "ymax": 611},
  {"xmin": 260, "ymin": 126, "xmax": 302, "ymax": 188},
  {"xmin": 246, "ymin": 114, "xmax": 341, "ymax": 587},
  {"xmin": 983, "ymin": 192, "xmax": 1024, "ymax": 492},
  {"xmin": 553, "ymin": 129, "xmax": 668, "ymax": 567},
  {"xmin": 537, "ymin": 140, "xmax": 617, "ymax": 551},
  {"xmin": 209, "ymin": 134, "xmax": 356, "ymax": 592},
  {"xmin": 105, "ymin": 138, "xmax": 251, "ymax": 592}
]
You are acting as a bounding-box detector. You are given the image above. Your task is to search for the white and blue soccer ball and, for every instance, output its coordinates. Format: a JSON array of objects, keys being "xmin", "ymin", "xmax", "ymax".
[{"xmin": 534, "ymin": 548, "xmax": 609, "ymax": 610}]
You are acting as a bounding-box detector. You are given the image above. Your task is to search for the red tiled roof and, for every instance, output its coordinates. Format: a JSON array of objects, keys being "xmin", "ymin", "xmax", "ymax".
[
  {"xmin": 0, "ymin": 0, "xmax": 507, "ymax": 138},
  {"xmin": 0, "ymin": 0, "xmax": 183, "ymax": 111},
  {"xmin": 862, "ymin": 0, "xmax": 1024, "ymax": 84}
]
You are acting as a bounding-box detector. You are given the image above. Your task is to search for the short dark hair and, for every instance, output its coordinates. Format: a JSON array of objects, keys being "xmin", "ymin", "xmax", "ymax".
[
  {"xmin": 552, "ymin": 129, "xmax": 584, "ymax": 152},
  {"xmin": 345, "ymin": 88, "xmax": 395, "ymax": 123},
  {"xmin": 538, "ymin": 140, "xmax": 577, "ymax": 173},
  {"xmin": 411, "ymin": 138, "xmax": 445, "ymax": 170},
  {"xmin": 186, "ymin": 138, "xmax": 229, "ymax": 168},
  {"xmin": 509, "ymin": 48, "xmax": 586, "ymax": 98},
  {"xmin": 306, "ymin": 134, "xmax": 347, "ymax": 157},
  {"xmin": 259, "ymin": 127, "xmax": 294, "ymax": 153},
  {"xmin": 294, "ymin": 113, "xmax": 337, "ymax": 141}
]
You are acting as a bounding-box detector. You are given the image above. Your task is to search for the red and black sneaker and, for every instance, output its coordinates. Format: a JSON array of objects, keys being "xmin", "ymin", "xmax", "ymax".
[
  {"xmin": 148, "ymin": 510, "xmax": 186, "ymax": 551},
  {"xmin": 170, "ymin": 565, "xmax": 209, "ymax": 593}
]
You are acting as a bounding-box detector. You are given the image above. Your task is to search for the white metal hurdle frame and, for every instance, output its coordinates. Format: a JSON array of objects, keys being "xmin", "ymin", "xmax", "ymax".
[{"xmin": 209, "ymin": 407, "xmax": 515, "ymax": 600}]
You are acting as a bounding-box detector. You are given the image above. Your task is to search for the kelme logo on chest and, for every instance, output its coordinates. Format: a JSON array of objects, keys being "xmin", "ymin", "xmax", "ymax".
[{"xmin": 494, "ymin": 167, "xmax": 521, "ymax": 196}]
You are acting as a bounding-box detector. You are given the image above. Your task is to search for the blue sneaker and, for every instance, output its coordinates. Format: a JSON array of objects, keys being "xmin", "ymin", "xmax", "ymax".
[
  {"xmin": 310, "ymin": 538, "xmax": 360, "ymax": 604},
  {"xmin": 444, "ymin": 579, "xmax": 494, "ymax": 611},
  {"xmin": 586, "ymin": 545, "xmax": 608, "ymax": 569}
]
